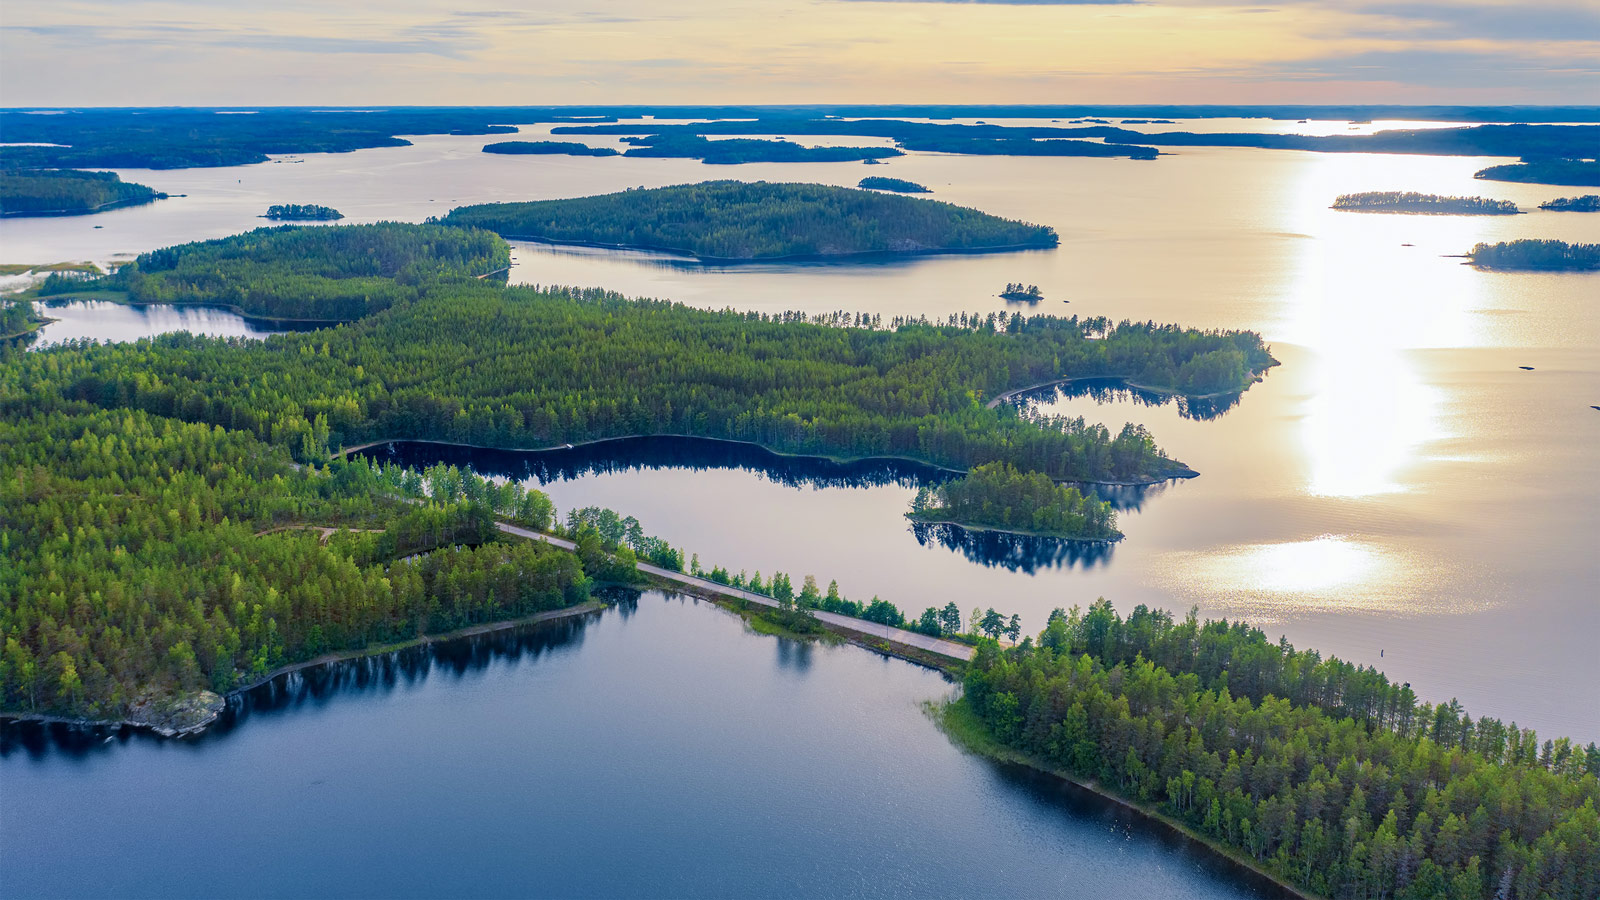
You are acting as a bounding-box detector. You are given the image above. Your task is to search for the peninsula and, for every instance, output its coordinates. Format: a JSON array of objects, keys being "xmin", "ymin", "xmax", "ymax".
[
  {"xmin": 1539, "ymin": 195, "xmax": 1600, "ymax": 212},
  {"xmin": 0, "ymin": 169, "xmax": 167, "ymax": 217},
  {"xmin": 440, "ymin": 181, "xmax": 1060, "ymax": 260},
  {"xmin": 482, "ymin": 140, "xmax": 620, "ymax": 157},
  {"xmin": 907, "ymin": 463, "xmax": 1121, "ymax": 541},
  {"xmin": 1475, "ymin": 159, "xmax": 1600, "ymax": 187},
  {"xmin": 1467, "ymin": 239, "xmax": 1600, "ymax": 271},
  {"xmin": 1331, "ymin": 191, "xmax": 1520, "ymax": 215}
]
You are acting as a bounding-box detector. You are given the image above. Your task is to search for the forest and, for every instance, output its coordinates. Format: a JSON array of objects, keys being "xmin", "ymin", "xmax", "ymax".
[
  {"xmin": 264, "ymin": 204, "xmax": 344, "ymax": 220},
  {"xmin": 440, "ymin": 181, "xmax": 1060, "ymax": 259},
  {"xmin": 1467, "ymin": 240, "xmax": 1600, "ymax": 271},
  {"xmin": 1538, "ymin": 195, "xmax": 1600, "ymax": 212},
  {"xmin": 960, "ymin": 601, "xmax": 1600, "ymax": 900},
  {"xmin": 0, "ymin": 169, "xmax": 167, "ymax": 217},
  {"xmin": 859, "ymin": 177, "xmax": 931, "ymax": 194},
  {"xmin": 1331, "ymin": 193, "xmax": 1521, "ymax": 215},
  {"xmin": 482, "ymin": 141, "xmax": 620, "ymax": 157},
  {"xmin": 898, "ymin": 136, "xmax": 1159, "ymax": 160},
  {"xmin": 618, "ymin": 134, "xmax": 902, "ymax": 164},
  {"xmin": 1475, "ymin": 160, "xmax": 1600, "ymax": 188},
  {"xmin": 908, "ymin": 462, "xmax": 1119, "ymax": 540},
  {"xmin": 0, "ymin": 409, "xmax": 598, "ymax": 720},
  {"xmin": 1, "ymin": 298, "xmax": 41, "ymax": 339},
  {"xmin": 39, "ymin": 222, "xmax": 510, "ymax": 321}
]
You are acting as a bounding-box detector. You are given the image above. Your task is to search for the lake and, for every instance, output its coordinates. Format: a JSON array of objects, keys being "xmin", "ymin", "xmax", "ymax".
[
  {"xmin": 0, "ymin": 592, "xmax": 1277, "ymax": 900},
  {"xmin": 2, "ymin": 114, "xmax": 1596, "ymax": 895}
]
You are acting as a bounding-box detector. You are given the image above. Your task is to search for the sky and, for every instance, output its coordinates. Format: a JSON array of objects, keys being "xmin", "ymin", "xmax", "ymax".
[{"xmin": 1, "ymin": 0, "xmax": 1596, "ymax": 107}]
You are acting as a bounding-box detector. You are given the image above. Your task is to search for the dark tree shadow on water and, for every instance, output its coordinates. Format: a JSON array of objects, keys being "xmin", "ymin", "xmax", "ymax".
[
  {"xmin": 0, "ymin": 604, "xmax": 611, "ymax": 760},
  {"xmin": 910, "ymin": 522, "xmax": 1117, "ymax": 574}
]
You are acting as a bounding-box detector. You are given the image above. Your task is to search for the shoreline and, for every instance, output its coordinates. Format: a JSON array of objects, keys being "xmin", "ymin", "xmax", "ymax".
[
  {"xmin": 0, "ymin": 194, "xmax": 167, "ymax": 219},
  {"xmin": 339, "ymin": 432, "xmax": 1195, "ymax": 487},
  {"xmin": 495, "ymin": 233, "xmax": 1059, "ymax": 265},
  {"xmin": 932, "ymin": 697, "xmax": 1318, "ymax": 900},
  {"xmin": 983, "ymin": 372, "xmax": 1266, "ymax": 410},
  {"xmin": 38, "ymin": 293, "xmax": 353, "ymax": 326},
  {"xmin": 0, "ymin": 601, "xmax": 606, "ymax": 738},
  {"xmin": 905, "ymin": 514, "xmax": 1123, "ymax": 543}
]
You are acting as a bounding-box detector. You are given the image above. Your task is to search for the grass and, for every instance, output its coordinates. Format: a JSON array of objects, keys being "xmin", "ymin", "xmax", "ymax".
[{"xmin": 0, "ymin": 262, "xmax": 102, "ymax": 276}]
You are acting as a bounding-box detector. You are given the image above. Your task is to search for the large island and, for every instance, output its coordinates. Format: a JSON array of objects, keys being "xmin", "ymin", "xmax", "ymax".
[
  {"xmin": 1467, "ymin": 239, "xmax": 1600, "ymax": 271},
  {"xmin": 1331, "ymin": 192, "xmax": 1520, "ymax": 215},
  {"xmin": 440, "ymin": 181, "xmax": 1060, "ymax": 260},
  {"xmin": 908, "ymin": 462, "xmax": 1121, "ymax": 540}
]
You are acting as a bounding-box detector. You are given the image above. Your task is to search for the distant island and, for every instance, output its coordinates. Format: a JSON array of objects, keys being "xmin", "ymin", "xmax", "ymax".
[
  {"xmin": 1539, "ymin": 195, "xmax": 1600, "ymax": 212},
  {"xmin": 999, "ymin": 282, "xmax": 1043, "ymax": 301},
  {"xmin": 482, "ymin": 141, "xmax": 620, "ymax": 157},
  {"xmin": 1467, "ymin": 239, "xmax": 1600, "ymax": 271},
  {"xmin": 897, "ymin": 136, "xmax": 1159, "ymax": 160},
  {"xmin": 265, "ymin": 204, "xmax": 344, "ymax": 221},
  {"xmin": 1331, "ymin": 191, "xmax": 1520, "ymax": 215},
  {"xmin": 619, "ymin": 134, "xmax": 900, "ymax": 164},
  {"xmin": 0, "ymin": 169, "xmax": 167, "ymax": 217},
  {"xmin": 907, "ymin": 462, "xmax": 1121, "ymax": 541},
  {"xmin": 1475, "ymin": 159, "xmax": 1600, "ymax": 187},
  {"xmin": 859, "ymin": 176, "xmax": 930, "ymax": 193},
  {"xmin": 440, "ymin": 181, "xmax": 1060, "ymax": 260}
]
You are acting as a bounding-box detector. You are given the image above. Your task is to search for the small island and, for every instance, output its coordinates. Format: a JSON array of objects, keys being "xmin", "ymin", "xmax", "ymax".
[
  {"xmin": 482, "ymin": 140, "xmax": 620, "ymax": 157},
  {"xmin": 1, "ymin": 297, "xmax": 45, "ymax": 340},
  {"xmin": 858, "ymin": 176, "xmax": 930, "ymax": 193},
  {"xmin": 907, "ymin": 462, "xmax": 1121, "ymax": 541},
  {"xmin": 1475, "ymin": 159, "xmax": 1600, "ymax": 187},
  {"xmin": 1466, "ymin": 239, "xmax": 1600, "ymax": 271},
  {"xmin": 1539, "ymin": 194, "xmax": 1600, "ymax": 212},
  {"xmin": 1330, "ymin": 191, "xmax": 1520, "ymax": 215},
  {"xmin": 999, "ymin": 282, "xmax": 1043, "ymax": 302},
  {"xmin": 441, "ymin": 181, "xmax": 1059, "ymax": 260},
  {"xmin": 265, "ymin": 204, "xmax": 344, "ymax": 221},
  {"xmin": 0, "ymin": 169, "xmax": 167, "ymax": 217}
]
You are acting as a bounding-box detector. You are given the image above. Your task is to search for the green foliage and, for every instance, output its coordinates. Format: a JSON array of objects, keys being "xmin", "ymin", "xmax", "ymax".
[
  {"xmin": 1468, "ymin": 239, "xmax": 1600, "ymax": 271},
  {"xmin": 265, "ymin": 204, "xmax": 343, "ymax": 220},
  {"xmin": 1475, "ymin": 160, "xmax": 1600, "ymax": 187},
  {"xmin": 441, "ymin": 180, "xmax": 1058, "ymax": 259},
  {"xmin": 0, "ymin": 409, "xmax": 589, "ymax": 717},
  {"xmin": 909, "ymin": 462, "xmax": 1119, "ymax": 540},
  {"xmin": 481, "ymin": 141, "xmax": 619, "ymax": 157},
  {"xmin": 1331, "ymin": 192, "xmax": 1520, "ymax": 215},
  {"xmin": 1, "ymin": 298, "xmax": 39, "ymax": 338},
  {"xmin": 859, "ymin": 176, "xmax": 930, "ymax": 193},
  {"xmin": 42, "ymin": 222, "xmax": 509, "ymax": 320},
  {"xmin": 1538, "ymin": 195, "xmax": 1600, "ymax": 212},
  {"xmin": 967, "ymin": 601, "xmax": 1600, "ymax": 900},
  {"xmin": 618, "ymin": 134, "xmax": 900, "ymax": 164},
  {"xmin": 6, "ymin": 226, "xmax": 1272, "ymax": 480},
  {"xmin": 1000, "ymin": 282, "xmax": 1042, "ymax": 301},
  {"xmin": 564, "ymin": 506, "xmax": 683, "ymax": 572},
  {"xmin": 0, "ymin": 169, "xmax": 165, "ymax": 217}
]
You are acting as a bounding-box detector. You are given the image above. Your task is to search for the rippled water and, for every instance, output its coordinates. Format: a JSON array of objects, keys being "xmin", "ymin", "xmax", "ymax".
[{"xmin": 0, "ymin": 593, "xmax": 1276, "ymax": 900}]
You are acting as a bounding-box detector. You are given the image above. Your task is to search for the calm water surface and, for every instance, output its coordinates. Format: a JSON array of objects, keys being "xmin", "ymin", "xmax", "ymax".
[
  {"xmin": 27, "ymin": 299, "xmax": 308, "ymax": 346},
  {"xmin": 0, "ymin": 593, "xmax": 1274, "ymax": 900},
  {"xmin": 2, "ymin": 121, "xmax": 1595, "ymax": 741}
]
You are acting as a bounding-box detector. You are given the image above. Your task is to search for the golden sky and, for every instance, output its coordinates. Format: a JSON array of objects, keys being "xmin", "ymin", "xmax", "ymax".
[{"xmin": 2, "ymin": 0, "xmax": 1596, "ymax": 105}]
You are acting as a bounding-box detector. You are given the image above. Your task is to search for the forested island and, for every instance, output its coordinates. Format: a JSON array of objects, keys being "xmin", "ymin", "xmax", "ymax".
[
  {"xmin": 1330, "ymin": 192, "xmax": 1520, "ymax": 215},
  {"xmin": 1539, "ymin": 195, "xmax": 1600, "ymax": 212},
  {"xmin": 1001, "ymin": 282, "xmax": 1044, "ymax": 301},
  {"xmin": 1466, "ymin": 239, "xmax": 1600, "ymax": 271},
  {"xmin": 1475, "ymin": 160, "xmax": 1600, "ymax": 187},
  {"xmin": 899, "ymin": 137, "xmax": 1159, "ymax": 160},
  {"xmin": 264, "ymin": 203, "xmax": 344, "ymax": 220},
  {"xmin": 907, "ymin": 463, "xmax": 1120, "ymax": 540},
  {"xmin": 955, "ymin": 602, "xmax": 1599, "ymax": 900},
  {"xmin": 859, "ymin": 176, "xmax": 930, "ymax": 193},
  {"xmin": 440, "ymin": 181, "xmax": 1060, "ymax": 260},
  {"xmin": 39, "ymin": 222, "xmax": 509, "ymax": 321},
  {"xmin": 0, "ymin": 169, "xmax": 167, "ymax": 217},
  {"xmin": 482, "ymin": 140, "xmax": 620, "ymax": 157},
  {"xmin": 619, "ymin": 134, "xmax": 901, "ymax": 164}
]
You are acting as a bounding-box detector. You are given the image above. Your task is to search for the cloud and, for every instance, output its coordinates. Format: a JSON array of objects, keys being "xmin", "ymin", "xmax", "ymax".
[
  {"xmin": 1250, "ymin": 47, "xmax": 1600, "ymax": 92},
  {"xmin": 833, "ymin": 0, "xmax": 1137, "ymax": 5},
  {"xmin": 1364, "ymin": 3, "xmax": 1600, "ymax": 42}
]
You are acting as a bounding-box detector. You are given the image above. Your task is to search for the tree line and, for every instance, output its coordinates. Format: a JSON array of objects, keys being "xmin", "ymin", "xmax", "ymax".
[
  {"xmin": 961, "ymin": 601, "xmax": 1599, "ymax": 899},
  {"xmin": 908, "ymin": 461, "xmax": 1120, "ymax": 540},
  {"xmin": 1468, "ymin": 239, "xmax": 1600, "ymax": 271},
  {"xmin": 0, "ymin": 169, "xmax": 166, "ymax": 217},
  {"xmin": 1331, "ymin": 193, "xmax": 1520, "ymax": 215}
]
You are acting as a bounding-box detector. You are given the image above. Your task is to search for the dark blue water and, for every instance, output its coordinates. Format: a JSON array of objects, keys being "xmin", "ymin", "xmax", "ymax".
[{"xmin": 1, "ymin": 592, "xmax": 1272, "ymax": 899}]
